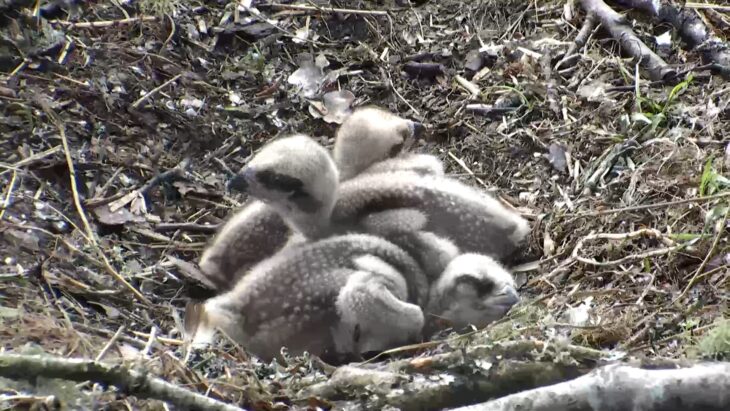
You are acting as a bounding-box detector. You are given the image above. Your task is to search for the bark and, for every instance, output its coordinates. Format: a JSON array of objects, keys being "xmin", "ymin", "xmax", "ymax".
[
  {"xmin": 0, "ymin": 353, "xmax": 244, "ymax": 411},
  {"xmin": 580, "ymin": 0, "xmax": 676, "ymax": 80},
  {"xmin": 299, "ymin": 340, "xmax": 605, "ymax": 410},
  {"xmin": 448, "ymin": 362, "xmax": 730, "ymax": 411},
  {"xmin": 612, "ymin": 0, "xmax": 730, "ymax": 78}
]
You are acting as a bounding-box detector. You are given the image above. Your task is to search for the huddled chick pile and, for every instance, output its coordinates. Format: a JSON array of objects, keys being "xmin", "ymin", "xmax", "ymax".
[{"xmin": 185, "ymin": 107, "xmax": 531, "ymax": 363}]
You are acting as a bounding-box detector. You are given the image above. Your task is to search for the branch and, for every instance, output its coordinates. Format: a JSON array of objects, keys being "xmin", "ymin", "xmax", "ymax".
[
  {"xmin": 611, "ymin": 0, "xmax": 730, "ymax": 78},
  {"xmin": 299, "ymin": 340, "xmax": 607, "ymax": 410},
  {"xmin": 302, "ymin": 360, "xmax": 587, "ymax": 411},
  {"xmin": 555, "ymin": 12, "xmax": 597, "ymax": 71},
  {"xmin": 580, "ymin": 0, "xmax": 676, "ymax": 80},
  {"xmin": 0, "ymin": 353, "xmax": 243, "ymax": 411},
  {"xmin": 448, "ymin": 362, "xmax": 730, "ymax": 411},
  {"xmin": 571, "ymin": 228, "xmax": 684, "ymax": 267}
]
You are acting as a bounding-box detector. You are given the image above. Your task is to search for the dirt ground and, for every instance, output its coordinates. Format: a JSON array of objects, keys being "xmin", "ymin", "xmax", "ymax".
[{"xmin": 1, "ymin": 0, "xmax": 728, "ymax": 410}]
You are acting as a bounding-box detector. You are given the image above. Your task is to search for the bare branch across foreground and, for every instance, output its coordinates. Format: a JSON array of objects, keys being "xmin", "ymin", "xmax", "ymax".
[
  {"xmin": 0, "ymin": 353, "xmax": 243, "ymax": 411},
  {"xmin": 449, "ymin": 362, "xmax": 730, "ymax": 411}
]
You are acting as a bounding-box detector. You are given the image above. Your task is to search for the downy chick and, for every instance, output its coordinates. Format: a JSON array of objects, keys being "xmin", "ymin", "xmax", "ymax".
[
  {"xmin": 358, "ymin": 206, "xmax": 522, "ymax": 336},
  {"xmin": 333, "ymin": 106, "xmax": 444, "ymax": 179},
  {"xmin": 189, "ymin": 234, "xmax": 426, "ymax": 362},
  {"xmin": 424, "ymin": 253, "xmax": 520, "ymax": 334},
  {"xmin": 189, "ymin": 135, "xmax": 429, "ymax": 361},
  {"xmin": 198, "ymin": 106, "xmax": 438, "ymax": 292},
  {"xmin": 332, "ymin": 169, "xmax": 531, "ymax": 264},
  {"xmin": 359, "ymin": 208, "xmax": 521, "ymax": 332}
]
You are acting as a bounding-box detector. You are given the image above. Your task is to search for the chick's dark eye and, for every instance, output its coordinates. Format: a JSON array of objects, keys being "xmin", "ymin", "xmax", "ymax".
[
  {"xmin": 256, "ymin": 169, "xmax": 303, "ymax": 193},
  {"xmin": 453, "ymin": 275, "xmax": 495, "ymax": 296}
]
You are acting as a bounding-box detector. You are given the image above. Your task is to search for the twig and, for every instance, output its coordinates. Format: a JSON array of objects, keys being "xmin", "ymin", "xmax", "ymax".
[
  {"xmin": 676, "ymin": 205, "xmax": 729, "ymax": 301},
  {"xmin": 262, "ymin": 3, "xmax": 388, "ymax": 16},
  {"xmin": 611, "ymin": 0, "xmax": 730, "ymax": 78},
  {"xmin": 46, "ymin": 112, "xmax": 151, "ymax": 305},
  {"xmin": 95, "ymin": 325, "xmax": 126, "ymax": 362},
  {"xmin": 685, "ymin": 2, "xmax": 730, "ymax": 12},
  {"xmin": 555, "ymin": 12, "xmax": 596, "ymax": 71},
  {"xmin": 571, "ymin": 228, "xmax": 684, "ymax": 267},
  {"xmin": 108, "ymin": 159, "xmax": 190, "ymax": 212},
  {"xmin": 387, "ymin": 72, "xmax": 420, "ymax": 116},
  {"xmin": 582, "ymin": 139, "xmax": 639, "ymax": 192},
  {"xmin": 0, "ymin": 170, "xmax": 17, "ymax": 221},
  {"xmin": 155, "ymin": 222, "xmax": 219, "ymax": 233},
  {"xmin": 140, "ymin": 326, "xmax": 158, "ymax": 359},
  {"xmin": 447, "ymin": 151, "xmax": 493, "ymax": 192},
  {"xmin": 131, "ymin": 330, "xmax": 184, "ymax": 346},
  {"xmin": 574, "ymin": 191, "xmax": 730, "ymax": 217},
  {"xmin": 464, "ymin": 104, "xmax": 518, "ymax": 116},
  {"xmin": 49, "ymin": 16, "xmax": 157, "ymax": 28},
  {"xmin": 539, "ymin": 48, "xmax": 560, "ymax": 115},
  {"xmin": 0, "ymin": 353, "xmax": 244, "ymax": 411},
  {"xmin": 0, "ymin": 145, "xmax": 63, "ymax": 176},
  {"xmin": 580, "ymin": 0, "xmax": 676, "ymax": 80},
  {"xmin": 403, "ymin": 62, "xmax": 445, "ymax": 79},
  {"xmin": 454, "ymin": 75, "xmax": 480, "ymax": 97},
  {"xmin": 131, "ymin": 74, "xmax": 182, "ymax": 109}
]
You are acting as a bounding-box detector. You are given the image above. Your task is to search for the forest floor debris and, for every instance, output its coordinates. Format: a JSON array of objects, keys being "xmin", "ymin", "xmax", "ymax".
[{"xmin": 1, "ymin": 0, "xmax": 728, "ymax": 410}]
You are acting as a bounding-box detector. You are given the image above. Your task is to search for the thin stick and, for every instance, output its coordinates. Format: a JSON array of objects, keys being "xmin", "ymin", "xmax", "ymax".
[
  {"xmin": 0, "ymin": 170, "xmax": 17, "ymax": 221},
  {"xmin": 0, "ymin": 145, "xmax": 63, "ymax": 176},
  {"xmin": 95, "ymin": 325, "xmax": 126, "ymax": 362},
  {"xmin": 388, "ymin": 73, "xmax": 420, "ymax": 116},
  {"xmin": 571, "ymin": 228, "xmax": 683, "ymax": 267},
  {"xmin": 676, "ymin": 206, "xmax": 729, "ymax": 301},
  {"xmin": 264, "ymin": 3, "xmax": 388, "ymax": 16},
  {"xmin": 454, "ymin": 75, "xmax": 480, "ymax": 97},
  {"xmin": 49, "ymin": 16, "xmax": 157, "ymax": 28},
  {"xmin": 447, "ymin": 151, "xmax": 492, "ymax": 191},
  {"xmin": 684, "ymin": 2, "xmax": 730, "ymax": 12},
  {"xmin": 574, "ymin": 192, "xmax": 730, "ymax": 217},
  {"xmin": 155, "ymin": 222, "xmax": 219, "ymax": 233},
  {"xmin": 131, "ymin": 74, "xmax": 182, "ymax": 109},
  {"xmin": 140, "ymin": 326, "xmax": 158, "ymax": 359},
  {"xmin": 49, "ymin": 114, "xmax": 151, "ymax": 305}
]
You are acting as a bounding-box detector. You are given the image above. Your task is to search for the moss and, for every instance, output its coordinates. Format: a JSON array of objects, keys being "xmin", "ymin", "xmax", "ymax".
[{"xmin": 695, "ymin": 320, "xmax": 730, "ymax": 360}]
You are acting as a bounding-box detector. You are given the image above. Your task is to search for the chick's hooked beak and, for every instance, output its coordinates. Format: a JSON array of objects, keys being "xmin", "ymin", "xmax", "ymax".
[
  {"xmin": 494, "ymin": 285, "xmax": 520, "ymax": 310},
  {"xmin": 409, "ymin": 121, "xmax": 426, "ymax": 140},
  {"xmin": 227, "ymin": 166, "xmax": 256, "ymax": 193}
]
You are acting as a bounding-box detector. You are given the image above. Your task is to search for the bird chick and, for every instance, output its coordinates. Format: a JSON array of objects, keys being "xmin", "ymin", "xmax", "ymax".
[
  {"xmin": 424, "ymin": 253, "xmax": 520, "ymax": 334},
  {"xmin": 332, "ymin": 254, "xmax": 425, "ymax": 356},
  {"xmin": 197, "ymin": 202, "xmax": 288, "ymax": 291},
  {"xmin": 198, "ymin": 106, "xmax": 441, "ymax": 293},
  {"xmin": 189, "ymin": 236, "xmax": 426, "ymax": 360},
  {"xmin": 333, "ymin": 170, "xmax": 531, "ymax": 263},
  {"xmin": 333, "ymin": 106, "xmax": 436, "ymax": 180}
]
